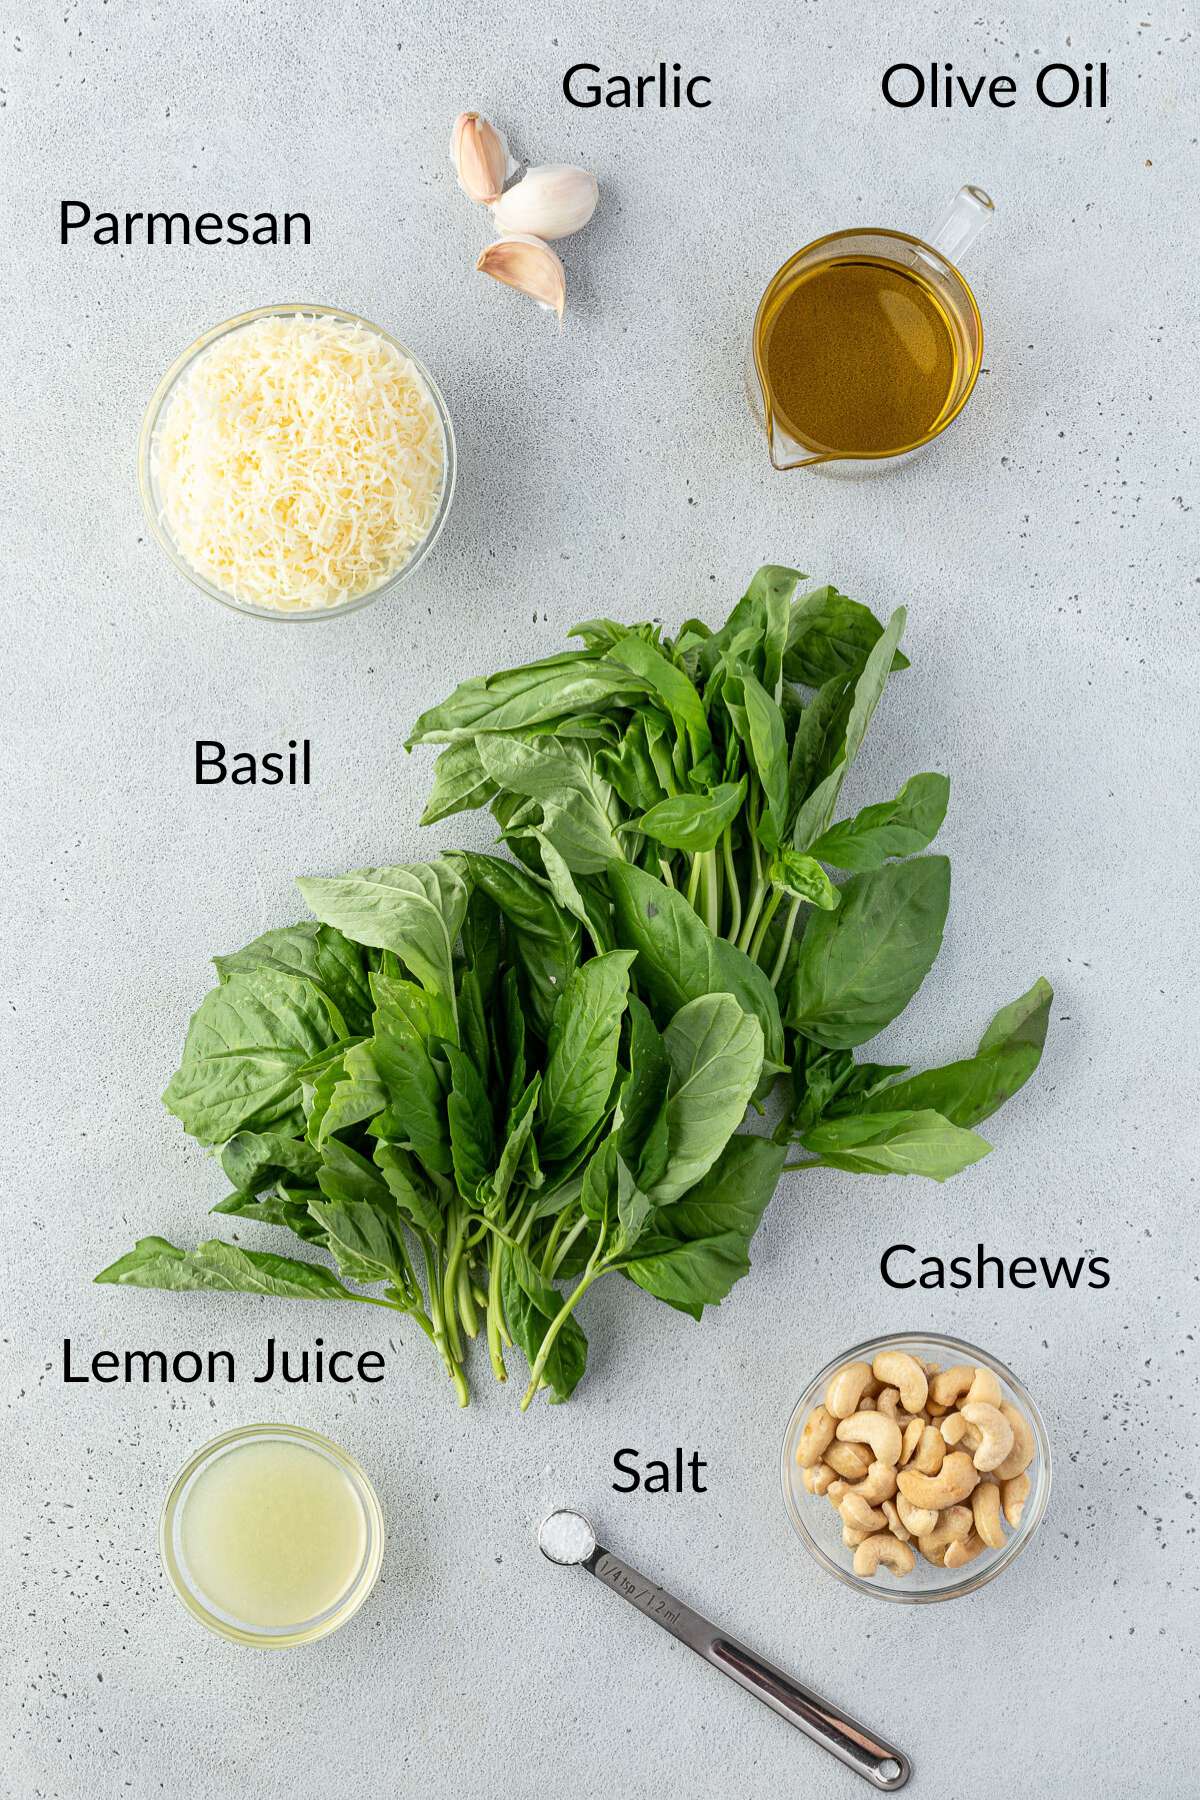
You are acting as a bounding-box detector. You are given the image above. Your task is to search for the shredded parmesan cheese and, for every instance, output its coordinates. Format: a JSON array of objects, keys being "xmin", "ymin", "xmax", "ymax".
[{"xmin": 152, "ymin": 313, "xmax": 446, "ymax": 612}]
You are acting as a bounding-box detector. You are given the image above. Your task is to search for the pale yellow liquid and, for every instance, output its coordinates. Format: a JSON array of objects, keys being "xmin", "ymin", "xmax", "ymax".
[{"xmin": 179, "ymin": 1439, "xmax": 367, "ymax": 1629}]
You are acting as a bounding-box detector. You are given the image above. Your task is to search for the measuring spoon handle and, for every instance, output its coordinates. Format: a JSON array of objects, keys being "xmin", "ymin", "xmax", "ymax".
[{"xmin": 585, "ymin": 1544, "xmax": 909, "ymax": 1791}]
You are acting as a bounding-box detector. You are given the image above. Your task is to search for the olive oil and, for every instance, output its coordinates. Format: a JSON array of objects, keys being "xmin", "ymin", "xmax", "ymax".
[{"xmin": 758, "ymin": 255, "xmax": 961, "ymax": 459}]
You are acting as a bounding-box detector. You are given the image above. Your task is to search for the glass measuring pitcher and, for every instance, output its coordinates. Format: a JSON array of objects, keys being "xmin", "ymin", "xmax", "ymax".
[{"xmin": 749, "ymin": 186, "xmax": 994, "ymax": 469}]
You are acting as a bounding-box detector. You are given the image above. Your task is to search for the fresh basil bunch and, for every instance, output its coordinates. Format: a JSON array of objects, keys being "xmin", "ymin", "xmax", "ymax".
[
  {"xmin": 97, "ymin": 567, "xmax": 1051, "ymax": 1409},
  {"xmin": 408, "ymin": 566, "xmax": 1052, "ymax": 1180},
  {"xmin": 97, "ymin": 853, "xmax": 786, "ymax": 1408}
]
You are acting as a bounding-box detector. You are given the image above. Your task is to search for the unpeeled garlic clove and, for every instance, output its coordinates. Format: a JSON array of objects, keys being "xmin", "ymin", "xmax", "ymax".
[
  {"xmin": 491, "ymin": 164, "xmax": 598, "ymax": 240},
  {"xmin": 476, "ymin": 234, "xmax": 566, "ymax": 320},
  {"xmin": 450, "ymin": 111, "xmax": 514, "ymax": 206}
]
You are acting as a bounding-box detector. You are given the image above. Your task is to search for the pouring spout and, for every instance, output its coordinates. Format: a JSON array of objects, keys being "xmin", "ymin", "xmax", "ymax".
[{"xmin": 923, "ymin": 184, "xmax": 994, "ymax": 268}]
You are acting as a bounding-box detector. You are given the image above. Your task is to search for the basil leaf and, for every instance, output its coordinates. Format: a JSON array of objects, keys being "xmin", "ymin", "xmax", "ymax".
[
  {"xmin": 809, "ymin": 773, "xmax": 950, "ymax": 872},
  {"xmin": 608, "ymin": 862, "xmax": 785, "ymax": 1072},
  {"xmin": 784, "ymin": 586, "xmax": 910, "ymax": 687},
  {"xmin": 605, "ymin": 634, "xmax": 712, "ymax": 774},
  {"xmin": 450, "ymin": 852, "xmax": 581, "ymax": 1042},
  {"xmin": 418, "ymin": 740, "xmax": 499, "ymax": 825},
  {"xmin": 406, "ymin": 655, "xmax": 644, "ymax": 742},
  {"xmin": 351, "ymin": 978, "xmax": 451, "ymax": 1174},
  {"xmin": 500, "ymin": 1247, "xmax": 588, "ymax": 1402},
  {"xmin": 854, "ymin": 978, "xmax": 1053, "ymax": 1128},
  {"xmin": 297, "ymin": 860, "xmax": 467, "ymax": 1011},
  {"xmin": 219, "ymin": 1130, "xmax": 321, "ymax": 1194},
  {"xmin": 497, "ymin": 967, "xmax": 527, "ymax": 1114},
  {"xmin": 614, "ymin": 1153, "xmax": 653, "ymax": 1252},
  {"xmin": 306, "ymin": 1054, "xmax": 387, "ymax": 1149},
  {"xmin": 305, "ymin": 1196, "xmax": 412, "ymax": 1287},
  {"xmin": 529, "ymin": 832, "xmax": 612, "ymax": 948},
  {"xmin": 163, "ymin": 970, "xmax": 342, "ymax": 1145},
  {"xmin": 618, "ymin": 996, "xmax": 671, "ymax": 1185},
  {"xmin": 486, "ymin": 1075, "xmax": 542, "ymax": 1214},
  {"xmin": 786, "ymin": 676, "xmax": 854, "ymax": 827},
  {"xmin": 658, "ymin": 1135, "xmax": 786, "ymax": 1242},
  {"xmin": 649, "ymin": 994, "xmax": 764, "ymax": 1203},
  {"xmin": 621, "ymin": 1231, "xmax": 751, "ymax": 1311},
  {"xmin": 791, "ymin": 608, "xmax": 907, "ymax": 852},
  {"xmin": 767, "ymin": 848, "xmax": 840, "ymax": 910},
  {"xmin": 596, "ymin": 718, "xmax": 667, "ymax": 813},
  {"xmin": 699, "ymin": 564, "xmax": 804, "ymax": 685},
  {"xmin": 539, "ymin": 951, "xmax": 635, "ymax": 1163},
  {"xmin": 374, "ymin": 1143, "xmax": 446, "ymax": 1236},
  {"xmin": 800, "ymin": 1109, "xmax": 991, "ymax": 1180},
  {"xmin": 458, "ymin": 968, "xmax": 491, "ymax": 1085},
  {"xmin": 787, "ymin": 856, "xmax": 951, "ymax": 1048},
  {"xmin": 94, "ymin": 1236, "xmax": 360, "ymax": 1301},
  {"xmin": 316, "ymin": 1138, "xmax": 392, "ymax": 1208},
  {"xmin": 210, "ymin": 1187, "xmax": 328, "ymax": 1242},
  {"xmin": 445, "ymin": 1044, "xmax": 495, "ymax": 1201},
  {"xmin": 739, "ymin": 672, "xmax": 789, "ymax": 848},
  {"xmin": 979, "ymin": 975, "xmax": 1055, "ymax": 1054},
  {"xmin": 476, "ymin": 734, "xmax": 624, "ymax": 873},
  {"xmin": 213, "ymin": 922, "xmax": 373, "ymax": 1037},
  {"xmin": 635, "ymin": 780, "xmax": 745, "ymax": 854}
]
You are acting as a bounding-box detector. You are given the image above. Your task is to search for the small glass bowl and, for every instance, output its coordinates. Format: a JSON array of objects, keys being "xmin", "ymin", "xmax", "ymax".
[
  {"xmin": 160, "ymin": 1423, "xmax": 386, "ymax": 1648},
  {"xmin": 781, "ymin": 1332, "xmax": 1051, "ymax": 1603},
  {"xmin": 138, "ymin": 303, "xmax": 456, "ymax": 621}
]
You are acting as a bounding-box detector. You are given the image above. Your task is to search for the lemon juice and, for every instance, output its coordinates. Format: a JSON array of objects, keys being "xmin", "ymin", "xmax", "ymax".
[{"xmin": 161, "ymin": 1425, "xmax": 384, "ymax": 1646}]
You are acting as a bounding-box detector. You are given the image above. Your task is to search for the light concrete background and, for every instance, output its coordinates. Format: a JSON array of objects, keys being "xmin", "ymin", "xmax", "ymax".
[{"xmin": 2, "ymin": 2, "xmax": 1197, "ymax": 1795}]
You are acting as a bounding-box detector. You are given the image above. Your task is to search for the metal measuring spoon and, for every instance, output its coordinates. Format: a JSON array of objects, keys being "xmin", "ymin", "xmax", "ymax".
[{"xmin": 538, "ymin": 1509, "xmax": 910, "ymax": 1791}]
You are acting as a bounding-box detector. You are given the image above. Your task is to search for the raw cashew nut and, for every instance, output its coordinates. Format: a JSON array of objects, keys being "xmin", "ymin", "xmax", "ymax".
[
  {"xmin": 826, "ymin": 1478, "xmax": 849, "ymax": 1503},
  {"xmin": 912, "ymin": 1425, "xmax": 945, "ymax": 1476},
  {"xmin": 852, "ymin": 1533, "xmax": 916, "ymax": 1578},
  {"xmin": 847, "ymin": 1460, "xmax": 897, "ymax": 1505},
  {"xmin": 895, "ymin": 1492, "xmax": 937, "ymax": 1538},
  {"xmin": 881, "ymin": 1499, "xmax": 908, "ymax": 1542},
  {"xmin": 875, "ymin": 1387, "xmax": 901, "ymax": 1419},
  {"xmin": 965, "ymin": 1367, "xmax": 1002, "ymax": 1410},
  {"xmin": 897, "ymin": 1450, "xmax": 980, "ymax": 1510},
  {"xmin": 929, "ymin": 1365, "xmax": 975, "ymax": 1410},
  {"xmin": 943, "ymin": 1530, "xmax": 986, "ymax": 1570},
  {"xmin": 1002, "ymin": 1472, "xmax": 1031, "ymax": 1528},
  {"xmin": 899, "ymin": 1418, "xmax": 924, "ymax": 1466},
  {"xmin": 843, "ymin": 1521, "xmax": 870, "ymax": 1547},
  {"xmin": 872, "ymin": 1350, "xmax": 929, "ymax": 1415},
  {"xmin": 992, "ymin": 1404, "xmax": 1036, "ymax": 1481},
  {"xmin": 917, "ymin": 1504, "xmax": 973, "ymax": 1557},
  {"xmin": 840, "ymin": 1491, "xmax": 887, "ymax": 1533},
  {"xmin": 835, "ymin": 1410, "xmax": 903, "ymax": 1468},
  {"xmin": 941, "ymin": 1412, "xmax": 983, "ymax": 1454},
  {"xmin": 796, "ymin": 1405, "xmax": 837, "ymax": 1468},
  {"xmin": 802, "ymin": 1463, "xmax": 837, "ymax": 1496},
  {"xmin": 971, "ymin": 1479, "xmax": 1007, "ymax": 1549},
  {"xmin": 961, "ymin": 1402, "xmax": 1015, "ymax": 1473},
  {"xmin": 825, "ymin": 1441, "xmax": 873, "ymax": 1481},
  {"xmin": 825, "ymin": 1361, "xmax": 874, "ymax": 1420}
]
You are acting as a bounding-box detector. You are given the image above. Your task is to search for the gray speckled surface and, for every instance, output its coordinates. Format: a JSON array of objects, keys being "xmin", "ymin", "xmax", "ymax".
[{"xmin": 2, "ymin": 3, "xmax": 1197, "ymax": 1796}]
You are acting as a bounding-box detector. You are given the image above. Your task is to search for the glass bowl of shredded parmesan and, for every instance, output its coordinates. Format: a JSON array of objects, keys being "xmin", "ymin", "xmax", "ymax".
[{"xmin": 139, "ymin": 305, "xmax": 455, "ymax": 618}]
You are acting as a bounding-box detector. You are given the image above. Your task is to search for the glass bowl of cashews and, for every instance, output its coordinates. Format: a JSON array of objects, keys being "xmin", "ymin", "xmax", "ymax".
[{"xmin": 781, "ymin": 1332, "xmax": 1051, "ymax": 1602}]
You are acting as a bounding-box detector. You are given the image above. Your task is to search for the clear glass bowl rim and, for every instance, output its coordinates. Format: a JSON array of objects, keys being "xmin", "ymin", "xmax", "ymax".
[
  {"xmin": 137, "ymin": 302, "xmax": 457, "ymax": 621},
  {"xmin": 159, "ymin": 1422, "xmax": 386, "ymax": 1647},
  {"xmin": 780, "ymin": 1330, "xmax": 1052, "ymax": 1604}
]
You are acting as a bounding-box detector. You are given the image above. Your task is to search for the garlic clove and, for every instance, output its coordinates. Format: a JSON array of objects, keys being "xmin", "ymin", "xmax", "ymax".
[
  {"xmin": 450, "ymin": 111, "xmax": 514, "ymax": 206},
  {"xmin": 491, "ymin": 164, "xmax": 598, "ymax": 241},
  {"xmin": 476, "ymin": 234, "xmax": 566, "ymax": 320}
]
